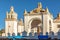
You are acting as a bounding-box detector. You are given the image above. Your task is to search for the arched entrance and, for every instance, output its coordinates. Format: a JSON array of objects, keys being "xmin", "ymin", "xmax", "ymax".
[{"xmin": 31, "ymin": 19, "xmax": 42, "ymax": 35}]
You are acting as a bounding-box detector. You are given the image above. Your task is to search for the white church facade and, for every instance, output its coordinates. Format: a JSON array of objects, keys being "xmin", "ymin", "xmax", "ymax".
[{"xmin": 4, "ymin": 3, "xmax": 60, "ymax": 36}]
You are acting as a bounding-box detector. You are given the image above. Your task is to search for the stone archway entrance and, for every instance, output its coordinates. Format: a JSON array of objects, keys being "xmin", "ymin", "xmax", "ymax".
[{"xmin": 31, "ymin": 19, "xmax": 42, "ymax": 35}]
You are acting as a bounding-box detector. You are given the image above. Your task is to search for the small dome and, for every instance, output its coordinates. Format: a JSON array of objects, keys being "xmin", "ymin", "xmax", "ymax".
[{"xmin": 18, "ymin": 18, "xmax": 23, "ymax": 26}]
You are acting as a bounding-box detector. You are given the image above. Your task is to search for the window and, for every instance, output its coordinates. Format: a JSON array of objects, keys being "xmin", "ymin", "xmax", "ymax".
[
  {"xmin": 58, "ymin": 25, "xmax": 60, "ymax": 28},
  {"xmin": 49, "ymin": 20, "xmax": 51, "ymax": 26}
]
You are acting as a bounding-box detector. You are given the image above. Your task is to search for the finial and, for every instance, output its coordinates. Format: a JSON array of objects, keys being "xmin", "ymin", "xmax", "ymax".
[
  {"xmin": 45, "ymin": 7, "xmax": 49, "ymax": 12},
  {"xmin": 24, "ymin": 9, "xmax": 27, "ymax": 14},
  {"xmin": 38, "ymin": 2, "xmax": 42, "ymax": 9},
  {"xmin": 10, "ymin": 6, "xmax": 14, "ymax": 11}
]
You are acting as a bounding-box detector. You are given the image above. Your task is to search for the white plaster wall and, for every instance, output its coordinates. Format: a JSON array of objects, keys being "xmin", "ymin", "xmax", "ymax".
[
  {"xmin": 43, "ymin": 13, "xmax": 53, "ymax": 35},
  {"xmin": 5, "ymin": 21, "xmax": 8, "ymax": 36},
  {"xmin": 5, "ymin": 21, "xmax": 17, "ymax": 36},
  {"xmin": 47, "ymin": 15, "xmax": 51, "ymax": 33},
  {"xmin": 43, "ymin": 14, "xmax": 48, "ymax": 35},
  {"xmin": 45, "ymin": 13, "xmax": 53, "ymax": 35},
  {"xmin": 2, "ymin": 33, "xmax": 5, "ymax": 36},
  {"xmin": 18, "ymin": 25, "xmax": 24, "ymax": 33},
  {"xmin": 13, "ymin": 21, "xmax": 17, "ymax": 36},
  {"xmin": 53, "ymin": 23, "xmax": 60, "ymax": 35}
]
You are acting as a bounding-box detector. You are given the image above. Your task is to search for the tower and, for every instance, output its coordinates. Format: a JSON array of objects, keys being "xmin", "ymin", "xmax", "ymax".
[
  {"xmin": 18, "ymin": 18, "xmax": 24, "ymax": 36},
  {"xmin": 5, "ymin": 6, "xmax": 18, "ymax": 36}
]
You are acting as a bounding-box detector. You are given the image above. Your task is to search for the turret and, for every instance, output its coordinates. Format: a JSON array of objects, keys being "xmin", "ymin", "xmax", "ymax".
[
  {"xmin": 10, "ymin": 6, "xmax": 17, "ymax": 20},
  {"xmin": 45, "ymin": 7, "xmax": 49, "ymax": 13},
  {"xmin": 30, "ymin": 10, "xmax": 34, "ymax": 14},
  {"xmin": 6, "ymin": 6, "xmax": 17, "ymax": 20},
  {"xmin": 24, "ymin": 9, "xmax": 27, "ymax": 15}
]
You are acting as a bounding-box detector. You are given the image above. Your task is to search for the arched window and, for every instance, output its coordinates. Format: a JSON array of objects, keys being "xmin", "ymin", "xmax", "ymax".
[
  {"xmin": 8, "ymin": 15, "xmax": 10, "ymax": 19},
  {"xmin": 11, "ymin": 14, "xmax": 13, "ymax": 19}
]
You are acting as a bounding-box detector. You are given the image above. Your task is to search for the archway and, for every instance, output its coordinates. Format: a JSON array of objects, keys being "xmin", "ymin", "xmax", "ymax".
[{"xmin": 31, "ymin": 19, "xmax": 42, "ymax": 35}]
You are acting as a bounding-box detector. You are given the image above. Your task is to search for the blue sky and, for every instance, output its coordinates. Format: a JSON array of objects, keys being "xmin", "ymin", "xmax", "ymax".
[{"xmin": 0, "ymin": 0, "xmax": 60, "ymax": 30}]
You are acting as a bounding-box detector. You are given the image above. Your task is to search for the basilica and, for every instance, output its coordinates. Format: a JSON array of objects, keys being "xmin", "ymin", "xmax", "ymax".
[{"xmin": 3, "ymin": 2, "xmax": 60, "ymax": 36}]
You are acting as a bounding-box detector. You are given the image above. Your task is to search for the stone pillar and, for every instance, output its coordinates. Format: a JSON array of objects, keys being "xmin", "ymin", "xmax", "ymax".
[{"xmin": 43, "ymin": 15, "xmax": 47, "ymax": 35}]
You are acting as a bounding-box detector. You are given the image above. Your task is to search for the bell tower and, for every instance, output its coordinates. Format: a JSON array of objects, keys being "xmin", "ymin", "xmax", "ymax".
[{"xmin": 5, "ymin": 6, "xmax": 18, "ymax": 36}]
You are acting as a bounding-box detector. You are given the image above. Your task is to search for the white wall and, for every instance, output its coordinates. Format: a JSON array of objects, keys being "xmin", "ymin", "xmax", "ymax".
[
  {"xmin": 5, "ymin": 21, "xmax": 17, "ymax": 36},
  {"xmin": 18, "ymin": 25, "xmax": 24, "ymax": 36},
  {"xmin": 53, "ymin": 22, "xmax": 60, "ymax": 35}
]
